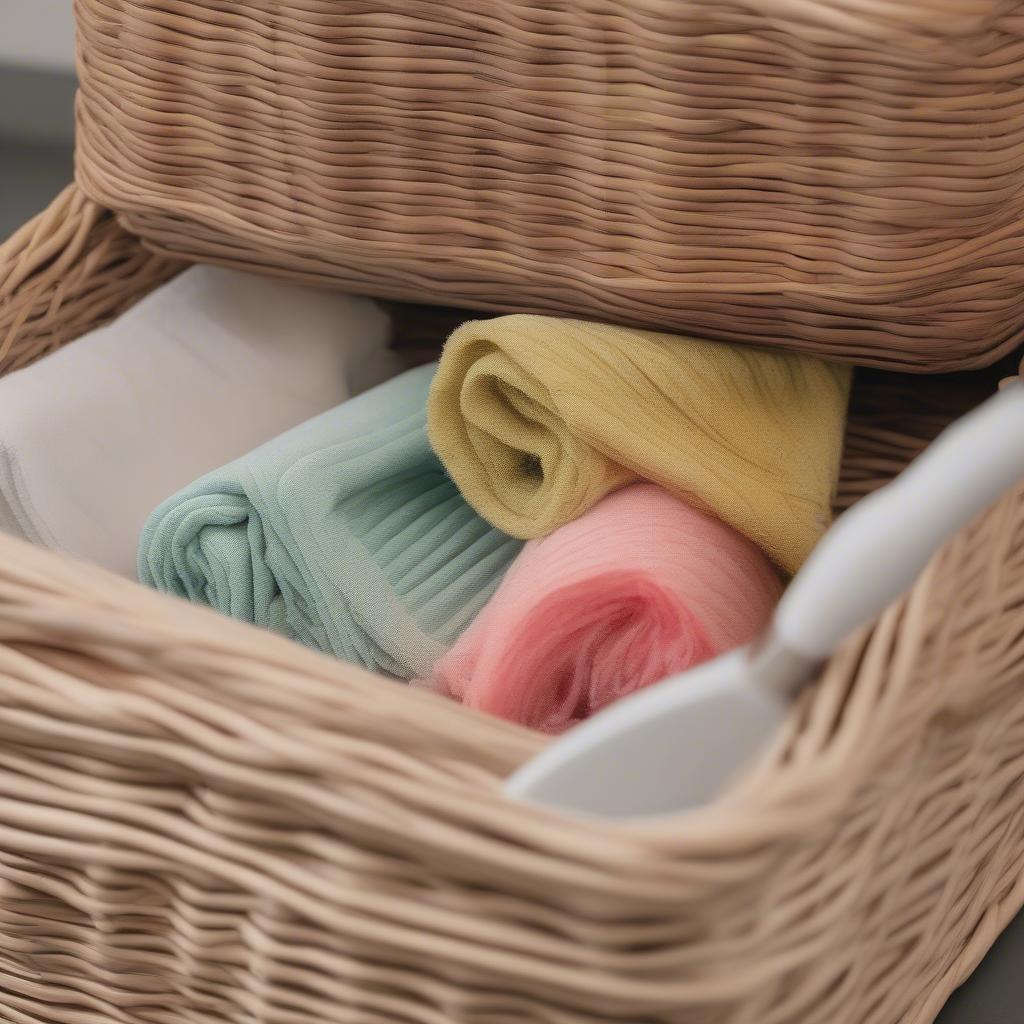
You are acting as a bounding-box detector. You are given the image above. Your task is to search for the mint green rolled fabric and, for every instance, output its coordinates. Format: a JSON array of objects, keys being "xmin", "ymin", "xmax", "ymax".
[{"xmin": 138, "ymin": 364, "xmax": 522, "ymax": 678}]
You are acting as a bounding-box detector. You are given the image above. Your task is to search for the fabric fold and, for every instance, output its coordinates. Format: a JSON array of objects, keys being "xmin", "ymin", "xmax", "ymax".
[
  {"xmin": 428, "ymin": 315, "xmax": 851, "ymax": 573},
  {"xmin": 422, "ymin": 483, "xmax": 782, "ymax": 733},
  {"xmin": 140, "ymin": 364, "xmax": 523, "ymax": 679},
  {"xmin": 0, "ymin": 265, "xmax": 400, "ymax": 576}
]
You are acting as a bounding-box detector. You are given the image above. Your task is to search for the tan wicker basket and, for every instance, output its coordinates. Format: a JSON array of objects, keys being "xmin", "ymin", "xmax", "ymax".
[
  {"xmin": 0, "ymin": 186, "xmax": 1023, "ymax": 1024},
  {"xmin": 73, "ymin": 0, "xmax": 1024, "ymax": 371}
]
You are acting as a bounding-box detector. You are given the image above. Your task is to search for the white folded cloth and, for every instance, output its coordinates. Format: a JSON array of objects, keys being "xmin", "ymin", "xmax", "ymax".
[{"xmin": 0, "ymin": 265, "xmax": 399, "ymax": 576}]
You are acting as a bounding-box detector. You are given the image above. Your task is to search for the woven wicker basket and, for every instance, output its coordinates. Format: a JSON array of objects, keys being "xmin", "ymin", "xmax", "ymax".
[
  {"xmin": 73, "ymin": 0, "xmax": 1024, "ymax": 371},
  {"xmin": 3, "ymin": 1, "xmax": 1024, "ymax": 1019},
  {"xmin": 0, "ymin": 185, "xmax": 1023, "ymax": 1024}
]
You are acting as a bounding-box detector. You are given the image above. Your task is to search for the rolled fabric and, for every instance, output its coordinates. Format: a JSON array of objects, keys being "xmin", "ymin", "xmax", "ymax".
[
  {"xmin": 422, "ymin": 483, "xmax": 782, "ymax": 733},
  {"xmin": 428, "ymin": 315, "xmax": 851, "ymax": 574},
  {"xmin": 139, "ymin": 364, "xmax": 523, "ymax": 679},
  {"xmin": 0, "ymin": 266, "xmax": 401, "ymax": 576}
]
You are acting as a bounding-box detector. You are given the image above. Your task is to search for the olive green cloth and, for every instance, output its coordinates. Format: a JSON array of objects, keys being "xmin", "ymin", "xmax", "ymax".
[{"xmin": 428, "ymin": 316, "xmax": 851, "ymax": 573}]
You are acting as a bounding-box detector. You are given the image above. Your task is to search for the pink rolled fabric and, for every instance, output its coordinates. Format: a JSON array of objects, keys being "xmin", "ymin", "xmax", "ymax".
[{"xmin": 422, "ymin": 483, "xmax": 783, "ymax": 733}]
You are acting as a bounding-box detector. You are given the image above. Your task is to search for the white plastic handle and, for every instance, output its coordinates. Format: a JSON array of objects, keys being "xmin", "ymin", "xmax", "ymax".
[{"xmin": 776, "ymin": 381, "xmax": 1024, "ymax": 661}]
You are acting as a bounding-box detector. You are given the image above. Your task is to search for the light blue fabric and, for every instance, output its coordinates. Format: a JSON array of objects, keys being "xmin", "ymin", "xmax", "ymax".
[{"xmin": 139, "ymin": 364, "xmax": 522, "ymax": 678}]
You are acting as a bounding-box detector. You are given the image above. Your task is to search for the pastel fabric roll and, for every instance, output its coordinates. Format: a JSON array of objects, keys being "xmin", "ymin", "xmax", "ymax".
[
  {"xmin": 428, "ymin": 315, "xmax": 851, "ymax": 574},
  {"xmin": 139, "ymin": 364, "xmax": 523, "ymax": 679},
  {"xmin": 0, "ymin": 266, "xmax": 400, "ymax": 576},
  {"xmin": 423, "ymin": 484, "xmax": 782, "ymax": 733}
]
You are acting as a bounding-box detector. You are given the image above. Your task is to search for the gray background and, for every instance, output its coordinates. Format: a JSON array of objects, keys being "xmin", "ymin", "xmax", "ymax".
[
  {"xmin": 0, "ymin": 63, "xmax": 1021, "ymax": 1024},
  {"xmin": 0, "ymin": 66, "xmax": 74, "ymax": 237}
]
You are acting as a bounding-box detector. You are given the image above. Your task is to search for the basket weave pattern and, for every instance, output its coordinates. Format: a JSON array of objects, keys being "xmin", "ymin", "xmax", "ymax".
[
  {"xmin": 0, "ymin": 193, "xmax": 1023, "ymax": 1023},
  {"xmin": 75, "ymin": 0, "xmax": 1024, "ymax": 371}
]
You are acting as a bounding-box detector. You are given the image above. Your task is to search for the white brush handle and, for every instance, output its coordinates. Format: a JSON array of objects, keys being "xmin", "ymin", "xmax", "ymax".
[{"xmin": 776, "ymin": 381, "xmax": 1024, "ymax": 662}]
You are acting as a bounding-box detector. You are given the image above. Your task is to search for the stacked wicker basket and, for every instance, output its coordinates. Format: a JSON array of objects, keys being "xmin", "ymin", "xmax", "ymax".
[{"xmin": 0, "ymin": 2, "xmax": 1023, "ymax": 1022}]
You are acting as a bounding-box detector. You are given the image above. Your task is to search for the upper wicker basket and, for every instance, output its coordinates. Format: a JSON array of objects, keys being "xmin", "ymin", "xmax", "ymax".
[{"xmin": 74, "ymin": 0, "xmax": 1024, "ymax": 372}]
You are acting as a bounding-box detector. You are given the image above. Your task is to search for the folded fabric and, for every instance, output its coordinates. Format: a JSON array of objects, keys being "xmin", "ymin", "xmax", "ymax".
[
  {"xmin": 139, "ymin": 364, "xmax": 523, "ymax": 678},
  {"xmin": 428, "ymin": 315, "xmax": 851, "ymax": 574},
  {"xmin": 0, "ymin": 265, "xmax": 400, "ymax": 576},
  {"xmin": 422, "ymin": 483, "xmax": 782, "ymax": 733}
]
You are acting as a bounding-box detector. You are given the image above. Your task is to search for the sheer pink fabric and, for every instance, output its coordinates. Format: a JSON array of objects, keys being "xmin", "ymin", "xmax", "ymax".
[{"xmin": 424, "ymin": 484, "xmax": 783, "ymax": 733}]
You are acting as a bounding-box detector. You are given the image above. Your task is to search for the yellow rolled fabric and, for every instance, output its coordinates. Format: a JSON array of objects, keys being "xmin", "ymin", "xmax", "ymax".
[{"xmin": 428, "ymin": 316, "xmax": 851, "ymax": 575}]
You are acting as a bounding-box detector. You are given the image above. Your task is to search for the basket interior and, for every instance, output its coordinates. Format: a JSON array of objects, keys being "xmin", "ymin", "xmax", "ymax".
[{"xmin": 2, "ymin": 210, "xmax": 1024, "ymax": 1024}]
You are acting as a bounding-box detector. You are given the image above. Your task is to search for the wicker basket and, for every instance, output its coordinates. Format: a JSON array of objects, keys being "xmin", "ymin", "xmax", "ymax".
[
  {"xmin": 73, "ymin": 0, "xmax": 1024, "ymax": 371},
  {"xmin": 0, "ymin": 186, "xmax": 1022, "ymax": 1024}
]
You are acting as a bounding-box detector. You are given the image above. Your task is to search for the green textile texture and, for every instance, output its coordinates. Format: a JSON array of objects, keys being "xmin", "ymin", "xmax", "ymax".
[{"xmin": 139, "ymin": 364, "xmax": 522, "ymax": 678}]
